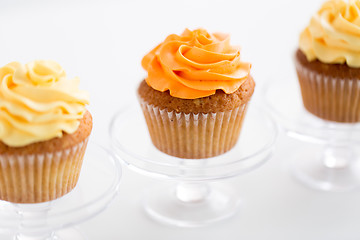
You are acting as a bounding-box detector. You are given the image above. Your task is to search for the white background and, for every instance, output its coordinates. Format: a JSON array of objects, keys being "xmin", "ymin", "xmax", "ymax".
[{"xmin": 1, "ymin": 0, "xmax": 360, "ymax": 239}]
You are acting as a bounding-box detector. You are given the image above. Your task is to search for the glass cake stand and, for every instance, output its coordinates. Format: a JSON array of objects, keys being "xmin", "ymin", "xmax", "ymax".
[
  {"xmin": 110, "ymin": 103, "xmax": 278, "ymax": 227},
  {"xmin": 264, "ymin": 78, "xmax": 360, "ymax": 192},
  {"xmin": 0, "ymin": 142, "xmax": 122, "ymax": 240}
]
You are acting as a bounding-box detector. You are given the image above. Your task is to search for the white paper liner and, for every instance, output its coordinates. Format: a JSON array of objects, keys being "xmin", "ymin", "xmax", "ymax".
[
  {"xmin": 139, "ymin": 99, "xmax": 248, "ymax": 159},
  {"xmin": 0, "ymin": 138, "xmax": 89, "ymax": 203},
  {"xmin": 295, "ymin": 59, "xmax": 360, "ymax": 123}
]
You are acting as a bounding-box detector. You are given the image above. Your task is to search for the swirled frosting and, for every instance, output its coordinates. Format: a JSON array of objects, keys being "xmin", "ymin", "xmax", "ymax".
[
  {"xmin": 0, "ymin": 61, "xmax": 89, "ymax": 147},
  {"xmin": 300, "ymin": 0, "xmax": 360, "ymax": 67},
  {"xmin": 141, "ymin": 28, "xmax": 251, "ymax": 99}
]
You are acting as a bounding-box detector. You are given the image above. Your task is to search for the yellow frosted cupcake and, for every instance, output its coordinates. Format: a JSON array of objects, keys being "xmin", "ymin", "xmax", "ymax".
[
  {"xmin": 0, "ymin": 61, "xmax": 91, "ymax": 203},
  {"xmin": 296, "ymin": 0, "xmax": 360, "ymax": 122},
  {"xmin": 138, "ymin": 28, "xmax": 255, "ymax": 159}
]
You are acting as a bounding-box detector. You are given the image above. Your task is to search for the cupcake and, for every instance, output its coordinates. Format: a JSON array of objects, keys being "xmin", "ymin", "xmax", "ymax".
[
  {"xmin": 0, "ymin": 61, "xmax": 91, "ymax": 203},
  {"xmin": 138, "ymin": 28, "xmax": 255, "ymax": 159},
  {"xmin": 296, "ymin": 0, "xmax": 360, "ymax": 123}
]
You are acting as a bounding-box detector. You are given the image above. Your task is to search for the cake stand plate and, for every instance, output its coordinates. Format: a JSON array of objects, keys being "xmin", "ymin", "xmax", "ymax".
[
  {"xmin": 264, "ymin": 78, "xmax": 360, "ymax": 192},
  {"xmin": 110, "ymin": 103, "xmax": 278, "ymax": 227},
  {"xmin": 0, "ymin": 142, "xmax": 122, "ymax": 240}
]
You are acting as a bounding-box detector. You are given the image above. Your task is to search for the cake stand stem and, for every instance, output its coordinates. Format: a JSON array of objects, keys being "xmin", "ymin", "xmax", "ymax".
[
  {"xmin": 175, "ymin": 183, "xmax": 210, "ymax": 203},
  {"xmin": 322, "ymin": 144, "xmax": 356, "ymax": 169},
  {"xmin": 14, "ymin": 232, "xmax": 54, "ymax": 240},
  {"xmin": 322, "ymin": 127, "xmax": 357, "ymax": 169},
  {"xmin": 14, "ymin": 203, "xmax": 54, "ymax": 240}
]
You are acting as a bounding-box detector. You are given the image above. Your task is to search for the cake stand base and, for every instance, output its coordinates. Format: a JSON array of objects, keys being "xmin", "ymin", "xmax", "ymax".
[
  {"xmin": 290, "ymin": 144, "xmax": 360, "ymax": 192},
  {"xmin": 0, "ymin": 228, "xmax": 85, "ymax": 240},
  {"xmin": 143, "ymin": 183, "xmax": 240, "ymax": 227}
]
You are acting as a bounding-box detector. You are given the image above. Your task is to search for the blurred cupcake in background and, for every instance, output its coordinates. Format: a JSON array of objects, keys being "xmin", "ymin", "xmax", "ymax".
[
  {"xmin": 0, "ymin": 60, "xmax": 92, "ymax": 203},
  {"xmin": 138, "ymin": 28, "xmax": 255, "ymax": 159},
  {"xmin": 296, "ymin": 0, "xmax": 360, "ymax": 123}
]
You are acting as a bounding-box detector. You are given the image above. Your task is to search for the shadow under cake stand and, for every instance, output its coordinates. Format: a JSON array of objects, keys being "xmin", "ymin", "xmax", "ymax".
[
  {"xmin": 0, "ymin": 142, "xmax": 122, "ymax": 240},
  {"xmin": 264, "ymin": 79, "xmax": 360, "ymax": 192},
  {"xmin": 110, "ymin": 104, "xmax": 278, "ymax": 227}
]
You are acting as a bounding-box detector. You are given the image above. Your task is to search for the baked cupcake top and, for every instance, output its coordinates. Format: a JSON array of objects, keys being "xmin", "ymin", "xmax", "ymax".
[
  {"xmin": 300, "ymin": 0, "xmax": 360, "ymax": 68},
  {"xmin": 142, "ymin": 28, "xmax": 251, "ymax": 99},
  {"xmin": 0, "ymin": 61, "xmax": 89, "ymax": 147}
]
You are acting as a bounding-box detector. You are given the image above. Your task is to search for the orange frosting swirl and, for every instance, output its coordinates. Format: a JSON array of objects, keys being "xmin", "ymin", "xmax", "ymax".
[{"xmin": 142, "ymin": 28, "xmax": 252, "ymax": 99}]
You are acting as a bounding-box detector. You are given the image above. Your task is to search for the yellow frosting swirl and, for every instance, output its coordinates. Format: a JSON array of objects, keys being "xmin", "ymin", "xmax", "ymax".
[
  {"xmin": 0, "ymin": 61, "xmax": 89, "ymax": 147},
  {"xmin": 300, "ymin": 0, "xmax": 360, "ymax": 67}
]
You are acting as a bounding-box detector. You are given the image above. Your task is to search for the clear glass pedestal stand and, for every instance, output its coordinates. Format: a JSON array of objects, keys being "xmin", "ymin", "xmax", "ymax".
[
  {"xmin": 264, "ymin": 79, "xmax": 360, "ymax": 192},
  {"xmin": 0, "ymin": 142, "xmax": 122, "ymax": 239},
  {"xmin": 110, "ymin": 104, "xmax": 278, "ymax": 227}
]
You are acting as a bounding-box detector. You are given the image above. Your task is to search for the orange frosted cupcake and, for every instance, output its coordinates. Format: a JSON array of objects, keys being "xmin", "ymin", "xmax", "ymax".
[
  {"xmin": 296, "ymin": 0, "xmax": 360, "ymax": 123},
  {"xmin": 0, "ymin": 61, "xmax": 91, "ymax": 203},
  {"xmin": 138, "ymin": 28, "xmax": 255, "ymax": 159}
]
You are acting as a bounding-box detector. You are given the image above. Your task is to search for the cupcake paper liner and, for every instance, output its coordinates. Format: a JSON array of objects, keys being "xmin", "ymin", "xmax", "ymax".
[
  {"xmin": 0, "ymin": 138, "xmax": 89, "ymax": 203},
  {"xmin": 295, "ymin": 60, "xmax": 360, "ymax": 123},
  {"xmin": 139, "ymin": 99, "xmax": 248, "ymax": 159}
]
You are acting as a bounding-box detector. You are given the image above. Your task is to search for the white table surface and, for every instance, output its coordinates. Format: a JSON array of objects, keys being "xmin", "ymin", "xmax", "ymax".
[{"xmin": 1, "ymin": 0, "xmax": 360, "ymax": 239}]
